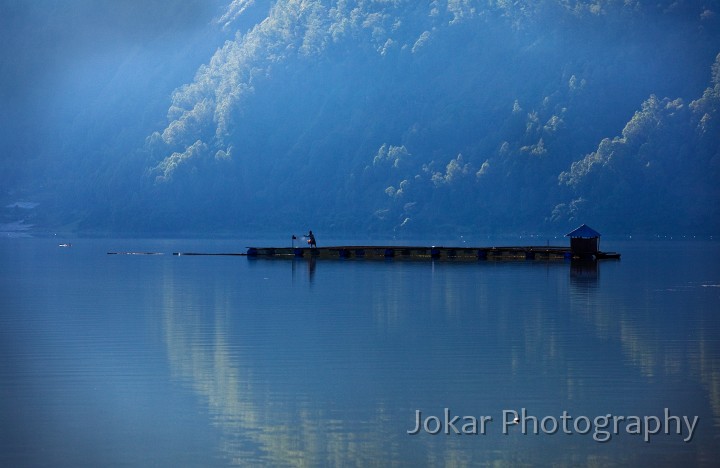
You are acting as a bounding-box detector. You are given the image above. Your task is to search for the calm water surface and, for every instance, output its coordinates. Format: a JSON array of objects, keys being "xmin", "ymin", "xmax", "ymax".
[{"xmin": 1, "ymin": 238, "xmax": 719, "ymax": 466}]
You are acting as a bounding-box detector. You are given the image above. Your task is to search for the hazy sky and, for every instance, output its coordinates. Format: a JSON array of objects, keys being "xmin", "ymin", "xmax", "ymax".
[
  {"xmin": 0, "ymin": 0, "xmax": 242, "ymax": 191},
  {"xmin": 2, "ymin": 1, "xmax": 217, "ymax": 105}
]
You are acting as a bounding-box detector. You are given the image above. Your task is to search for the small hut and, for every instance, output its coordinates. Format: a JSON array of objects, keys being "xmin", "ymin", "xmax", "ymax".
[{"xmin": 565, "ymin": 224, "xmax": 601, "ymax": 258}]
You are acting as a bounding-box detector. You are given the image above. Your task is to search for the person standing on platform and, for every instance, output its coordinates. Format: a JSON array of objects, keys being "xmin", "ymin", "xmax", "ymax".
[{"xmin": 305, "ymin": 230, "xmax": 317, "ymax": 248}]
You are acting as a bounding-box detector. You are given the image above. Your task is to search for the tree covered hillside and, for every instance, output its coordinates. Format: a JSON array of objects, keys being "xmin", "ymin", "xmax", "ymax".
[{"xmin": 3, "ymin": 1, "xmax": 719, "ymax": 237}]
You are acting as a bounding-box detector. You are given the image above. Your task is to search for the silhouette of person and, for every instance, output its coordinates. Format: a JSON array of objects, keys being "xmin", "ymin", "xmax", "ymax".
[{"xmin": 306, "ymin": 230, "xmax": 317, "ymax": 248}]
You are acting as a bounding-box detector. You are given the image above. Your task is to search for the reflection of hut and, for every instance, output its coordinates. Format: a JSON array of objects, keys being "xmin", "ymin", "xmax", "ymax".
[
  {"xmin": 566, "ymin": 224, "xmax": 601, "ymax": 258},
  {"xmin": 570, "ymin": 259, "xmax": 598, "ymax": 285}
]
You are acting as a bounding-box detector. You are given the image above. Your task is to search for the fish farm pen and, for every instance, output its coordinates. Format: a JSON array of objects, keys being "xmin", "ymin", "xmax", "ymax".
[
  {"xmin": 114, "ymin": 244, "xmax": 620, "ymax": 261},
  {"xmin": 111, "ymin": 226, "xmax": 620, "ymax": 261},
  {"xmin": 240, "ymin": 224, "xmax": 620, "ymax": 261},
  {"xmin": 243, "ymin": 245, "xmax": 573, "ymax": 261}
]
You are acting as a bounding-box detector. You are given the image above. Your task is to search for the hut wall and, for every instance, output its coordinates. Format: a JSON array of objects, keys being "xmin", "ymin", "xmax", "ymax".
[{"xmin": 570, "ymin": 237, "xmax": 599, "ymax": 255}]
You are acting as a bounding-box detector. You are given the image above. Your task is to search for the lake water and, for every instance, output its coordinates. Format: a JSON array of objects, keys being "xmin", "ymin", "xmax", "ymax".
[{"xmin": 1, "ymin": 237, "xmax": 719, "ymax": 466}]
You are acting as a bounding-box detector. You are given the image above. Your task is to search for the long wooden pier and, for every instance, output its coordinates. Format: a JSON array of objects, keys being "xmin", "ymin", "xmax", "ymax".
[
  {"xmin": 245, "ymin": 245, "xmax": 574, "ymax": 261},
  {"xmin": 111, "ymin": 224, "xmax": 622, "ymax": 260},
  {"xmin": 109, "ymin": 244, "xmax": 619, "ymax": 260}
]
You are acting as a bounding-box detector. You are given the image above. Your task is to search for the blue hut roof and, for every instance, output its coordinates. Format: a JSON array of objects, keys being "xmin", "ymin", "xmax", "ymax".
[{"xmin": 565, "ymin": 224, "xmax": 601, "ymax": 238}]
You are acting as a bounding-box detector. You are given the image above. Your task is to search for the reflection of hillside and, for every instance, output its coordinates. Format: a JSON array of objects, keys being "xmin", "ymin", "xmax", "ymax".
[
  {"xmin": 617, "ymin": 320, "xmax": 658, "ymax": 377},
  {"xmin": 157, "ymin": 257, "xmax": 719, "ymax": 464},
  {"xmin": 698, "ymin": 330, "xmax": 720, "ymax": 428},
  {"xmin": 569, "ymin": 268, "xmax": 720, "ymax": 425},
  {"xmin": 159, "ymin": 260, "xmax": 569, "ymax": 465},
  {"xmin": 159, "ymin": 263, "xmax": 401, "ymax": 466}
]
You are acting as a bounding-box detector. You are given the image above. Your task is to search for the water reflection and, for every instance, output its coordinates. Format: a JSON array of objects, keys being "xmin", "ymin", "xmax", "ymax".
[
  {"xmin": 158, "ymin": 250, "xmax": 720, "ymax": 466},
  {"xmin": 161, "ymin": 258, "xmax": 403, "ymax": 466},
  {"xmin": 570, "ymin": 259, "xmax": 598, "ymax": 287},
  {"xmin": 3, "ymin": 239, "xmax": 718, "ymax": 466},
  {"xmin": 565, "ymin": 246, "xmax": 720, "ymax": 462}
]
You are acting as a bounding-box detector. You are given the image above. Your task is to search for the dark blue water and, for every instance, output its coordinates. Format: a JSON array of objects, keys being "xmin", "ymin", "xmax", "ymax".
[{"xmin": 1, "ymin": 238, "xmax": 719, "ymax": 466}]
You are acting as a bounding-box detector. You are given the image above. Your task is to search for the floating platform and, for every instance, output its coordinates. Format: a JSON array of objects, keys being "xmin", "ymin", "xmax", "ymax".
[
  {"xmin": 245, "ymin": 245, "xmax": 579, "ymax": 261},
  {"xmin": 107, "ymin": 246, "xmax": 619, "ymax": 261}
]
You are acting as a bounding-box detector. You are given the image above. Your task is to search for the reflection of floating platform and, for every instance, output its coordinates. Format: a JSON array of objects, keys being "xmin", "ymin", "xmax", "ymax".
[{"xmin": 246, "ymin": 246, "xmax": 576, "ymax": 261}]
